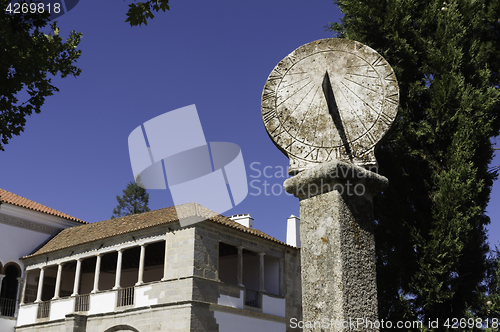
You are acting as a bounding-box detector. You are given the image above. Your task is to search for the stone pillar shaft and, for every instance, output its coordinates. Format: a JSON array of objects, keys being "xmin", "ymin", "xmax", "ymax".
[
  {"xmin": 136, "ymin": 244, "xmax": 146, "ymax": 285},
  {"xmin": 279, "ymin": 258, "xmax": 284, "ymax": 297},
  {"xmin": 72, "ymin": 259, "xmax": 82, "ymax": 296},
  {"xmin": 53, "ymin": 263, "xmax": 63, "ymax": 299},
  {"xmin": 92, "ymin": 254, "xmax": 102, "ymax": 293},
  {"xmin": 284, "ymin": 160, "xmax": 388, "ymax": 332},
  {"xmin": 259, "ymin": 253, "xmax": 265, "ymax": 292},
  {"xmin": 237, "ymin": 246, "xmax": 244, "ymax": 287},
  {"xmin": 15, "ymin": 276, "xmax": 23, "ymax": 316},
  {"xmin": 114, "ymin": 250, "xmax": 123, "ymax": 289},
  {"xmin": 35, "ymin": 267, "xmax": 45, "ymax": 303},
  {"xmin": 20, "ymin": 273, "xmax": 28, "ymax": 305},
  {"xmin": 162, "ymin": 234, "xmax": 169, "ymax": 281}
]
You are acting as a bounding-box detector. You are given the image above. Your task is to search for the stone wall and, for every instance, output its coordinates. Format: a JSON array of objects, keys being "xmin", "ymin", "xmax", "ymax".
[{"xmin": 16, "ymin": 304, "xmax": 194, "ymax": 332}]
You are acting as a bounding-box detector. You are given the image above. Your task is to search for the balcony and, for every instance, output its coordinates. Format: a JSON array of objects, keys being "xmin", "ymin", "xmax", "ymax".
[
  {"xmin": 36, "ymin": 300, "xmax": 50, "ymax": 319},
  {"xmin": 74, "ymin": 294, "xmax": 89, "ymax": 312},
  {"xmin": 116, "ymin": 286, "xmax": 134, "ymax": 307},
  {"xmin": 16, "ymin": 231, "xmax": 288, "ymax": 329},
  {"xmin": 0, "ymin": 297, "xmax": 16, "ymax": 317},
  {"xmin": 17, "ymin": 277, "xmax": 286, "ymax": 328},
  {"xmin": 18, "ymin": 281, "xmax": 152, "ymax": 326},
  {"xmin": 244, "ymin": 289, "xmax": 260, "ymax": 308}
]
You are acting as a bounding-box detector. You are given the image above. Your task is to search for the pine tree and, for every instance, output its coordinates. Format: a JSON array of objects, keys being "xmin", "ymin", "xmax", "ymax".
[
  {"xmin": 329, "ymin": 0, "xmax": 500, "ymax": 328},
  {"xmin": 112, "ymin": 178, "xmax": 150, "ymax": 218}
]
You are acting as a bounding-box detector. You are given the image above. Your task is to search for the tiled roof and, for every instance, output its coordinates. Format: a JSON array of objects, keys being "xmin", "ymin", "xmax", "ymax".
[
  {"xmin": 24, "ymin": 203, "xmax": 289, "ymax": 258},
  {"xmin": 0, "ymin": 188, "xmax": 86, "ymax": 224}
]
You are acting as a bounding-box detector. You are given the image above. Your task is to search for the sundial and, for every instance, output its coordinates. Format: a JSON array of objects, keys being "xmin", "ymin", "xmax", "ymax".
[
  {"xmin": 261, "ymin": 38, "xmax": 398, "ymax": 174},
  {"xmin": 263, "ymin": 38, "xmax": 399, "ymax": 332}
]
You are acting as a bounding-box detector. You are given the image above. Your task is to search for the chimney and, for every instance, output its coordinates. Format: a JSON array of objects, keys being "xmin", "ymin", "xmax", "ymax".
[
  {"xmin": 229, "ymin": 214, "xmax": 254, "ymax": 229},
  {"xmin": 286, "ymin": 215, "xmax": 301, "ymax": 247}
]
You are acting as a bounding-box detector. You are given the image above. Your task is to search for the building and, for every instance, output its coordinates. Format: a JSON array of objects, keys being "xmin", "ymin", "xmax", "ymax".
[
  {"xmin": 0, "ymin": 188, "xmax": 86, "ymax": 332},
  {"xmin": 1, "ymin": 189, "xmax": 302, "ymax": 331}
]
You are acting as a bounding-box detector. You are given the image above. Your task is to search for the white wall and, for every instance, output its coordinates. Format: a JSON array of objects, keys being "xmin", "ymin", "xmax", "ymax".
[
  {"xmin": 135, "ymin": 284, "xmax": 158, "ymax": 307},
  {"xmin": 49, "ymin": 297, "xmax": 75, "ymax": 320},
  {"xmin": 0, "ymin": 223, "xmax": 51, "ymax": 274},
  {"xmin": 0, "ymin": 203, "xmax": 83, "ymax": 276},
  {"xmin": 88, "ymin": 292, "xmax": 116, "ymax": 315},
  {"xmin": 217, "ymin": 289, "xmax": 244, "ymax": 309},
  {"xmin": 262, "ymin": 295, "xmax": 285, "ymax": 317},
  {"xmin": 0, "ymin": 318, "xmax": 16, "ymax": 332},
  {"xmin": 16, "ymin": 304, "xmax": 37, "ymax": 326}
]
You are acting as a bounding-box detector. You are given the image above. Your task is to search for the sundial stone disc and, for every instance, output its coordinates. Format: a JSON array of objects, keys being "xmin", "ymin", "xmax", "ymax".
[{"xmin": 261, "ymin": 38, "xmax": 399, "ymax": 175}]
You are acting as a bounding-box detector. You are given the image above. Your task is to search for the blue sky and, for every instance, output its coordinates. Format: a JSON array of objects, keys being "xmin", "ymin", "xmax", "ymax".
[{"xmin": 1, "ymin": 0, "xmax": 499, "ymax": 248}]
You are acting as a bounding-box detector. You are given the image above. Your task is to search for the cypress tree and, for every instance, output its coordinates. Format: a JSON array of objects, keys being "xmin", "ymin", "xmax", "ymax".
[
  {"xmin": 112, "ymin": 179, "xmax": 150, "ymax": 218},
  {"xmin": 329, "ymin": 0, "xmax": 500, "ymax": 328}
]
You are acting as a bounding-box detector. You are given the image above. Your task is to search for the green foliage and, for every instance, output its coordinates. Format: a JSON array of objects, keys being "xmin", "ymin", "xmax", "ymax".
[
  {"xmin": 329, "ymin": 0, "xmax": 500, "ymax": 329},
  {"xmin": 0, "ymin": 0, "xmax": 82, "ymax": 151},
  {"xmin": 125, "ymin": 0, "xmax": 170, "ymax": 26},
  {"xmin": 112, "ymin": 178, "xmax": 150, "ymax": 218},
  {"xmin": 472, "ymin": 249, "xmax": 500, "ymax": 331}
]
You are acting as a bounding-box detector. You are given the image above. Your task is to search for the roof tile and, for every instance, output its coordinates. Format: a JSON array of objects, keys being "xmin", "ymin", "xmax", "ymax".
[
  {"xmin": 23, "ymin": 203, "xmax": 289, "ymax": 258},
  {"xmin": 0, "ymin": 188, "xmax": 86, "ymax": 224}
]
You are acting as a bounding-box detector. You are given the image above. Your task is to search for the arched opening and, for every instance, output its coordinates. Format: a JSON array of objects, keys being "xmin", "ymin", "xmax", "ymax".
[
  {"xmin": 0, "ymin": 263, "xmax": 21, "ymax": 317},
  {"xmin": 103, "ymin": 324, "xmax": 140, "ymax": 332}
]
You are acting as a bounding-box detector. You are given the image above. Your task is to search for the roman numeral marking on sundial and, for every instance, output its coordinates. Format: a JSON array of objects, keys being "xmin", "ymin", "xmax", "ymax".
[
  {"xmin": 366, "ymin": 131, "xmax": 377, "ymax": 145},
  {"xmin": 262, "ymin": 92, "xmax": 275, "ymax": 101},
  {"xmin": 378, "ymin": 112, "xmax": 393, "ymax": 126},
  {"xmin": 384, "ymin": 72, "xmax": 397, "ymax": 82},
  {"xmin": 287, "ymin": 54, "xmax": 299, "ymax": 65},
  {"xmin": 284, "ymin": 140, "xmax": 294, "ymax": 151},
  {"xmin": 262, "ymin": 90, "xmax": 275, "ymax": 101},
  {"xmin": 386, "ymin": 93, "xmax": 399, "ymax": 105},
  {"xmin": 262, "ymin": 108, "xmax": 277, "ymax": 124},
  {"xmin": 272, "ymin": 125, "xmax": 286, "ymax": 137},
  {"xmin": 304, "ymin": 147, "xmax": 320, "ymax": 161},
  {"xmin": 372, "ymin": 56, "xmax": 385, "ymax": 67},
  {"xmin": 326, "ymin": 147, "xmax": 341, "ymax": 160},
  {"xmin": 271, "ymin": 68, "xmax": 284, "ymax": 78}
]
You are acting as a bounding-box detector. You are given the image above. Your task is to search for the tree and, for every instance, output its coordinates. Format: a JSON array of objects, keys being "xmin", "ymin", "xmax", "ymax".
[
  {"xmin": 472, "ymin": 248, "xmax": 500, "ymax": 331},
  {"xmin": 0, "ymin": 0, "xmax": 82, "ymax": 151},
  {"xmin": 329, "ymin": 0, "xmax": 500, "ymax": 329},
  {"xmin": 0, "ymin": 0, "xmax": 169, "ymax": 152},
  {"xmin": 125, "ymin": 0, "xmax": 170, "ymax": 26},
  {"xmin": 112, "ymin": 178, "xmax": 150, "ymax": 218}
]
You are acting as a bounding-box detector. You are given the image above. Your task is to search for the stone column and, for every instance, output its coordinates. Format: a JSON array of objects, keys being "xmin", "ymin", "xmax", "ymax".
[
  {"xmin": 284, "ymin": 160, "xmax": 388, "ymax": 332},
  {"xmin": 113, "ymin": 250, "xmax": 124, "ymax": 290},
  {"xmin": 15, "ymin": 276, "xmax": 24, "ymax": 316},
  {"xmin": 92, "ymin": 254, "xmax": 102, "ymax": 294},
  {"xmin": 136, "ymin": 244, "xmax": 147, "ymax": 286},
  {"xmin": 279, "ymin": 258, "xmax": 284, "ymax": 297},
  {"xmin": 53, "ymin": 263, "xmax": 63, "ymax": 299},
  {"xmin": 35, "ymin": 267, "xmax": 45, "ymax": 303},
  {"xmin": 237, "ymin": 246, "xmax": 244, "ymax": 287},
  {"xmin": 20, "ymin": 273, "xmax": 28, "ymax": 305},
  {"xmin": 162, "ymin": 234, "xmax": 169, "ymax": 281},
  {"xmin": 72, "ymin": 259, "xmax": 82, "ymax": 296},
  {"xmin": 258, "ymin": 253, "xmax": 266, "ymax": 292},
  {"xmin": 0, "ymin": 274, "xmax": 5, "ymax": 289}
]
